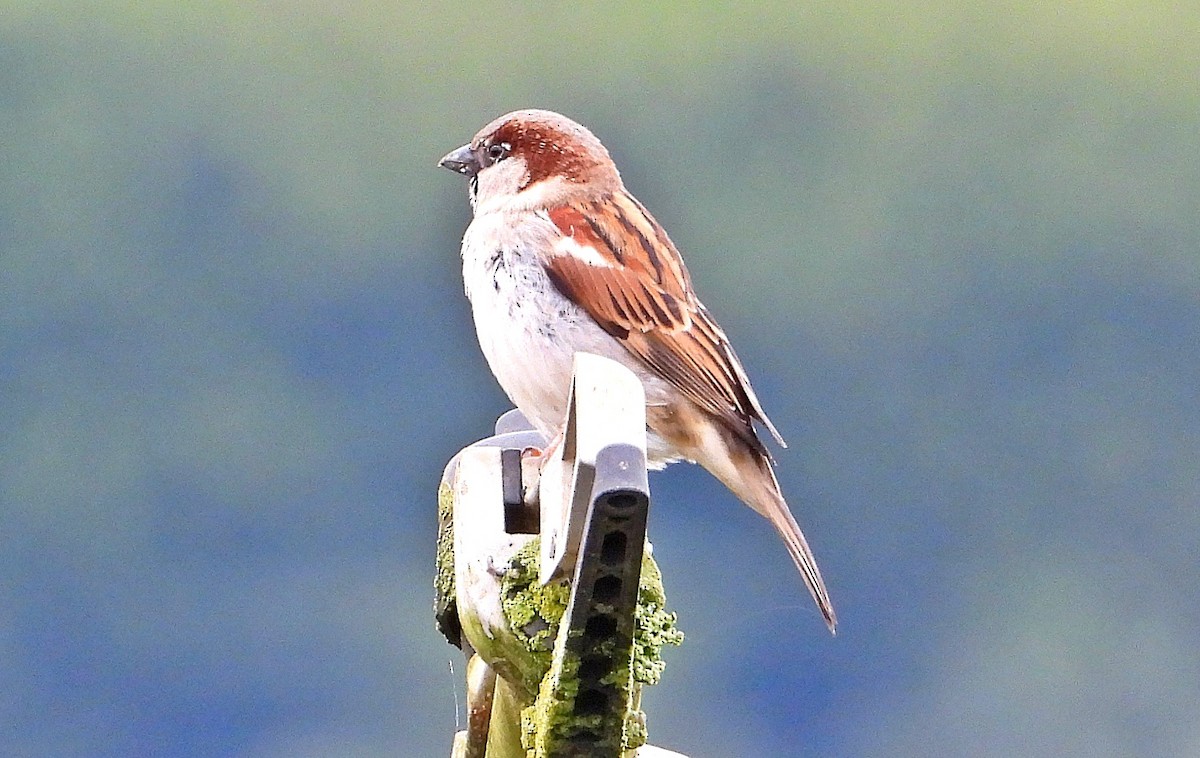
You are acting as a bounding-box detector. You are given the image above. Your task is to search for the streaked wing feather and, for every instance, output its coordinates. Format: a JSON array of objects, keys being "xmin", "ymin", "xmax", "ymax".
[{"xmin": 544, "ymin": 193, "xmax": 784, "ymax": 451}]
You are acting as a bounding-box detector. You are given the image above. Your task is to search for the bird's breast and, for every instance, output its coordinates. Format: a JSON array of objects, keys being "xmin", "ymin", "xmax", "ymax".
[
  {"xmin": 458, "ymin": 210, "xmax": 681, "ymax": 460},
  {"xmin": 460, "ymin": 216, "xmax": 599, "ymax": 435}
]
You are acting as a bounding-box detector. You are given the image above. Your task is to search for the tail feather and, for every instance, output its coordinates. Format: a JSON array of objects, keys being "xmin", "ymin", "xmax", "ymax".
[
  {"xmin": 744, "ymin": 461, "xmax": 837, "ymax": 633},
  {"xmin": 705, "ymin": 431, "xmax": 837, "ymax": 633},
  {"xmin": 650, "ymin": 402, "xmax": 837, "ymax": 633}
]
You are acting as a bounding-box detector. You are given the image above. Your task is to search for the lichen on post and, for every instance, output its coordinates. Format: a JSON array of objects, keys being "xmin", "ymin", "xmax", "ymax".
[
  {"xmin": 444, "ymin": 486, "xmax": 682, "ymax": 756},
  {"xmin": 520, "ymin": 546, "xmax": 681, "ymax": 756}
]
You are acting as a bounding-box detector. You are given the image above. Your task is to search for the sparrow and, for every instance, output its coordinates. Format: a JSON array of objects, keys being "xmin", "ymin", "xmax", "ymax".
[{"xmin": 439, "ymin": 109, "xmax": 836, "ymax": 632}]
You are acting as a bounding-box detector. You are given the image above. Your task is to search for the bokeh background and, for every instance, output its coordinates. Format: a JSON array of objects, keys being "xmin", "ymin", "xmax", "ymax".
[{"xmin": 4, "ymin": 2, "xmax": 1198, "ymax": 756}]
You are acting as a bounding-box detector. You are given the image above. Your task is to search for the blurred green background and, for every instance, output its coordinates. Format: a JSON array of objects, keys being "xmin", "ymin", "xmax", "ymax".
[{"xmin": 3, "ymin": 2, "xmax": 1198, "ymax": 756}]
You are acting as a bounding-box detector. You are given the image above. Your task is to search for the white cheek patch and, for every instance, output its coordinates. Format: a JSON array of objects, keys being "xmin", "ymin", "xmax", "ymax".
[
  {"xmin": 472, "ymin": 158, "xmax": 531, "ymax": 215},
  {"xmin": 553, "ymin": 234, "xmax": 616, "ymax": 268},
  {"xmin": 507, "ymin": 176, "xmax": 567, "ymax": 210}
]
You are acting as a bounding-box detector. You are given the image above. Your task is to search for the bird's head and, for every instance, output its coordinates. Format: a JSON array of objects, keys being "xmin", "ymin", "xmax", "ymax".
[{"xmin": 438, "ymin": 109, "xmax": 621, "ymax": 212}]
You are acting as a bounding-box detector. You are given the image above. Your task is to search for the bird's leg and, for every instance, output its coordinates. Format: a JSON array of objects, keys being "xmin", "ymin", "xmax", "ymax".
[
  {"xmin": 520, "ymin": 430, "xmax": 563, "ymax": 508},
  {"xmin": 520, "ymin": 430, "xmax": 563, "ymax": 468}
]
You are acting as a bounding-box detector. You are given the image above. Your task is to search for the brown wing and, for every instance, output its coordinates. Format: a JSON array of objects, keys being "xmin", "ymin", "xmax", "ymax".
[{"xmin": 543, "ymin": 192, "xmax": 785, "ymax": 452}]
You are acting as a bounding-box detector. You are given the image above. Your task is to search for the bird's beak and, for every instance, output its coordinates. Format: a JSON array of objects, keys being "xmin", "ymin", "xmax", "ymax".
[{"xmin": 438, "ymin": 144, "xmax": 480, "ymax": 177}]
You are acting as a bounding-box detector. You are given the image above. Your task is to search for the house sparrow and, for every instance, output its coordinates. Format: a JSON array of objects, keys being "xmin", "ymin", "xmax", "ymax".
[{"xmin": 439, "ymin": 109, "xmax": 836, "ymax": 632}]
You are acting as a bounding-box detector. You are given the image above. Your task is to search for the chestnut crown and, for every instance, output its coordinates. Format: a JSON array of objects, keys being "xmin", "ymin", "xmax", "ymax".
[{"xmin": 440, "ymin": 109, "xmax": 621, "ymax": 193}]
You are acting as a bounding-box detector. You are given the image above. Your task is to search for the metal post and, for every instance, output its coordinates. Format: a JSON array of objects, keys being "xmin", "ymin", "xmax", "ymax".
[{"xmin": 437, "ymin": 354, "xmax": 686, "ymax": 757}]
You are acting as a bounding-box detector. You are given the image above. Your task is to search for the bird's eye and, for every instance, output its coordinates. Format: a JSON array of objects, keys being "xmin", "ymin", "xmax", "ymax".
[{"xmin": 487, "ymin": 143, "xmax": 509, "ymax": 161}]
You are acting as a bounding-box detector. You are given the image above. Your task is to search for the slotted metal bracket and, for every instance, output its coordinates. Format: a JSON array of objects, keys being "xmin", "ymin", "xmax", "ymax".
[
  {"xmin": 537, "ymin": 441, "xmax": 650, "ymax": 755},
  {"xmin": 538, "ymin": 353, "xmax": 647, "ymax": 585}
]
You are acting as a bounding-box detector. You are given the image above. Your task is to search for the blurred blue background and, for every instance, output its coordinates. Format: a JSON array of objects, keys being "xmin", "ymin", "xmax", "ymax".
[{"xmin": 3, "ymin": 3, "xmax": 1198, "ymax": 756}]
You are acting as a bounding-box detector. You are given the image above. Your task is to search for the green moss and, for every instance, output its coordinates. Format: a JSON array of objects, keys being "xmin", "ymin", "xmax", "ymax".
[
  {"xmin": 624, "ymin": 708, "xmax": 649, "ymax": 750},
  {"xmin": 522, "ymin": 650, "xmax": 585, "ymax": 756},
  {"xmin": 434, "ymin": 483, "xmax": 459, "ymax": 647},
  {"xmin": 455, "ymin": 538, "xmax": 561, "ymax": 700},
  {"xmin": 435, "ymin": 483, "xmax": 455, "ymax": 600},
  {"xmin": 499, "ymin": 539, "xmax": 571, "ymax": 662},
  {"xmin": 444, "ymin": 522, "xmax": 683, "ymax": 756},
  {"xmin": 632, "ymin": 557, "xmax": 685, "ymax": 686},
  {"xmin": 516, "ymin": 550, "xmax": 683, "ymax": 756}
]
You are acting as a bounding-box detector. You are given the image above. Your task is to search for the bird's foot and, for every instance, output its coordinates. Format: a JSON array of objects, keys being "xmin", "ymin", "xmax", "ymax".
[{"xmin": 520, "ymin": 431, "xmax": 563, "ymax": 467}]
